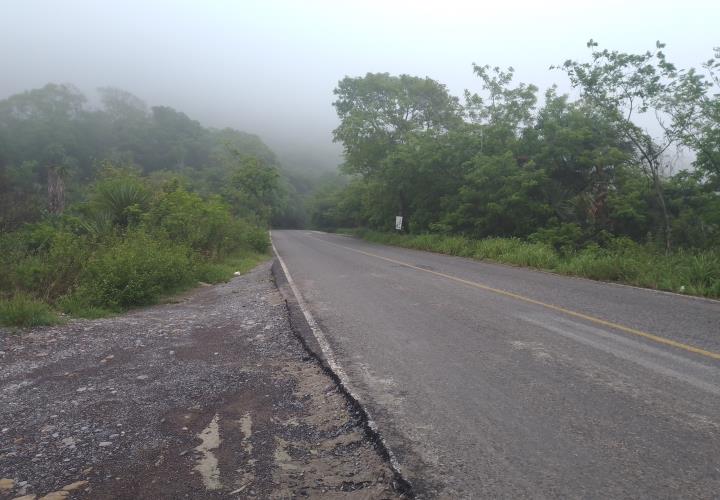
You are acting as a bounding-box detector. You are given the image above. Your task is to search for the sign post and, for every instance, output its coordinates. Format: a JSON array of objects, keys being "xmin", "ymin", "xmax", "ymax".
[{"xmin": 395, "ymin": 216, "xmax": 403, "ymax": 231}]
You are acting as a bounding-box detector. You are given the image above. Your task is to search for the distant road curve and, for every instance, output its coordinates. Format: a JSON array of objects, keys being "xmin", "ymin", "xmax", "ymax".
[{"xmin": 272, "ymin": 230, "xmax": 720, "ymax": 498}]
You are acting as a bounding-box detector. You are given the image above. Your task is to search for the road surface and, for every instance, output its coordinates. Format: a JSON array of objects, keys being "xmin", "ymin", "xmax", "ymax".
[{"xmin": 271, "ymin": 230, "xmax": 720, "ymax": 498}]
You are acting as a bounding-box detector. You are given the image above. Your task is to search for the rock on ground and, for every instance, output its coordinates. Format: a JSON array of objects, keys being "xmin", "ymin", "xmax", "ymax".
[{"xmin": 0, "ymin": 262, "xmax": 403, "ymax": 499}]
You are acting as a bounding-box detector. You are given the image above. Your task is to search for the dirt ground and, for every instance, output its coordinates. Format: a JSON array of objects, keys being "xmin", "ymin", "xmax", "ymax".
[{"xmin": 0, "ymin": 262, "xmax": 405, "ymax": 499}]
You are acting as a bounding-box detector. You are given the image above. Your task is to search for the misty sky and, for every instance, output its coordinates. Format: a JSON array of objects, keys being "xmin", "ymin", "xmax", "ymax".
[{"xmin": 2, "ymin": 0, "xmax": 718, "ymax": 171}]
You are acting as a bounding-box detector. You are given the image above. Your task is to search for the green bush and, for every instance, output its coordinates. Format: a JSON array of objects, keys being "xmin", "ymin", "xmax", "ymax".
[
  {"xmin": 72, "ymin": 231, "xmax": 194, "ymax": 310},
  {"xmin": 0, "ymin": 294, "xmax": 61, "ymax": 328},
  {"xmin": 529, "ymin": 223, "xmax": 584, "ymax": 254},
  {"xmin": 354, "ymin": 230, "xmax": 720, "ymax": 298},
  {"xmin": 0, "ymin": 223, "xmax": 91, "ymax": 301},
  {"xmin": 13, "ymin": 231, "xmax": 90, "ymax": 300},
  {"xmin": 90, "ymin": 173, "xmax": 151, "ymax": 228},
  {"xmin": 0, "ymin": 173, "xmax": 271, "ymax": 321},
  {"xmin": 237, "ymin": 220, "xmax": 270, "ymax": 253},
  {"xmin": 145, "ymin": 187, "xmax": 269, "ymax": 257},
  {"xmin": 57, "ymin": 293, "xmax": 113, "ymax": 319}
]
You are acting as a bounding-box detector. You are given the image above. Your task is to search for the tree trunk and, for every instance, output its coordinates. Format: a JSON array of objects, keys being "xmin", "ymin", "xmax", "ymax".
[
  {"xmin": 48, "ymin": 165, "xmax": 65, "ymax": 215},
  {"xmin": 650, "ymin": 165, "xmax": 671, "ymax": 254}
]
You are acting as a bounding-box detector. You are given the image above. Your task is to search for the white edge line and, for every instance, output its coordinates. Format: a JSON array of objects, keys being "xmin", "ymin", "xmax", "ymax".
[{"xmin": 269, "ymin": 231, "xmax": 407, "ymax": 478}]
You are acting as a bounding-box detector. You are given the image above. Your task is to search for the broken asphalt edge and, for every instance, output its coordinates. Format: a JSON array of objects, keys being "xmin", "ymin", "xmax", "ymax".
[{"xmin": 269, "ymin": 244, "xmax": 414, "ymax": 498}]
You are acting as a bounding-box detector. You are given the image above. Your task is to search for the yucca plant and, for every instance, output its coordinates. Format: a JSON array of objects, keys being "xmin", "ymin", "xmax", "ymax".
[{"xmin": 91, "ymin": 176, "xmax": 151, "ymax": 227}]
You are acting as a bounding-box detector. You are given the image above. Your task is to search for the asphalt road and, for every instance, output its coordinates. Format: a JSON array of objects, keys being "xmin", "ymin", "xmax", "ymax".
[{"xmin": 271, "ymin": 230, "xmax": 720, "ymax": 499}]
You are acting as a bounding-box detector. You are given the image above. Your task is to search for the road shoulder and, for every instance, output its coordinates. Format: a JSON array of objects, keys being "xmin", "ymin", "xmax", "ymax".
[{"xmin": 0, "ymin": 262, "xmax": 403, "ymax": 499}]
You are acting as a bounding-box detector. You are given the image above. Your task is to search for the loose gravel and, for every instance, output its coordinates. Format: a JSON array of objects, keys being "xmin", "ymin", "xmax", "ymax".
[{"xmin": 0, "ymin": 262, "xmax": 403, "ymax": 499}]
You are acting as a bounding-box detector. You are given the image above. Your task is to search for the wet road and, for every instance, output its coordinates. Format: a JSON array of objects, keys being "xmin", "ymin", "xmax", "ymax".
[{"xmin": 271, "ymin": 230, "xmax": 720, "ymax": 498}]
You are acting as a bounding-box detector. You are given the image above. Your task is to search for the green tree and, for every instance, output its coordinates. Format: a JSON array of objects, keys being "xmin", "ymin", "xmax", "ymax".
[
  {"xmin": 684, "ymin": 48, "xmax": 720, "ymax": 186},
  {"xmin": 464, "ymin": 65, "xmax": 538, "ymax": 154},
  {"xmin": 333, "ymin": 73, "xmax": 461, "ymax": 227},
  {"xmin": 443, "ymin": 152, "xmax": 552, "ymax": 238},
  {"xmin": 531, "ymin": 89, "xmax": 629, "ymax": 234},
  {"xmin": 558, "ymin": 41, "xmax": 711, "ymax": 251},
  {"xmin": 225, "ymin": 154, "xmax": 279, "ymax": 223}
]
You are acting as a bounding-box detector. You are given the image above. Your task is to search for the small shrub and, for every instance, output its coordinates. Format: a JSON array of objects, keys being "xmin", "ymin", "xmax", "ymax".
[
  {"xmin": 0, "ymin": 294, "xmax": 61, "ymax": 328},
  {"xmin": 529, "ymin": 223, "xmax": 584, "ymax": 254},
  {"xmin": 73, "ymin": 231, "xmax": 194, "ymax": 310},
  {"xmin": 675, "ymin": 252, "xmax": 720, "ymax": 297},
  {"xmin": 91, "ymin": 173, "xmax": 151, "ymax": 227},
  {"xmin": 1, "ymin": 224, "xmax": 91, "ymax": 301},
  {"xmin": 235, "ymin": 219, "xmax": 270, "ymax": 253},
  {"xmin": 57, "ymin": 294, "xmax": 113, "ymax": 319}
]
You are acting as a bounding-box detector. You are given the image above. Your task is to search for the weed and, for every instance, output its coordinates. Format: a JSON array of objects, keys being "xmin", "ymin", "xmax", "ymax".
[{"xmin": 0, "ymin": 294, "xmax": 61, "ymax": 328}]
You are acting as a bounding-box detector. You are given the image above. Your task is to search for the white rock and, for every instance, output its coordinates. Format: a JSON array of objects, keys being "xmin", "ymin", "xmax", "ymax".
[
  {"xmin": 61, "ymin": 480, "xmax": 89, "ymax": 491},
  {"xmin": 98, "ymin": 441, "xmax": 112, "ymax": 447},
  {"xmin": 0, "ymin": 478, "xmax": 15, "ymax": 491}
]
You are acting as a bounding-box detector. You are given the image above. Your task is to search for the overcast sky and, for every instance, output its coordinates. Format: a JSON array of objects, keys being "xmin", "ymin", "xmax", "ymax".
[{"xmin": 1, "ymin": 0, "xmax": 718, "ymax": 170}]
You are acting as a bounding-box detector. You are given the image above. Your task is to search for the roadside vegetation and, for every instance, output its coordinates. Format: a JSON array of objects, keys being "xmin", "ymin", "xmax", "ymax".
[
  {"xmin": 352, "ymin": 230, "xmax": 720, "ymax": 298},
  {"xmin": 0, "ymin": 168, "xmax": 271, "ymax": 327},
  {"xmin": 311, "ymin": 42, "xmax": 720, "ymax": 298},
  {"xmin": 0, "ymin": 87, "xmax": 286, "ymax": 327}
]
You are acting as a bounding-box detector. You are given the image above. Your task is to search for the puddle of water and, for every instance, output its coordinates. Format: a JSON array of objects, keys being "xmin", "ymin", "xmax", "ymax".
[{"xmin": 194, "ymin": 413, "xmax": 222, "ymax": 490}]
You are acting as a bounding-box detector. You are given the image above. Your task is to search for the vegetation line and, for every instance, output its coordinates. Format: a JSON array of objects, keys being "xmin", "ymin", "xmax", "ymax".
[
  {"xmin": 0, "ymin": 86, "xmax": 290, "ymax": 330},
  {"xmin": 312, "ymin": 41, "xmax": 720, "ymax": 304},
  {"xmin": 348, "ymin": 229, "xmax": 720, "ymax": 299}
]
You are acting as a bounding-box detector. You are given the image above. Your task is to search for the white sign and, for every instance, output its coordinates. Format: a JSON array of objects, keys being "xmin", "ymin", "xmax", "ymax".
[{"xmin": 395, "ymin": 216, "xmax": 403, "ymax": 231}]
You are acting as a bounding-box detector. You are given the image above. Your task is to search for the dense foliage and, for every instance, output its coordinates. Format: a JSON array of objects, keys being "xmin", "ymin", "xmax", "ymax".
[
  {"xmin": 0, "ymin": 87, "xmax": 290, "ymax": 326},
  {"xmin": 0, "ymin": 167, "xmax": 271, "ymax": 324},
  {"xmin": 0, "ymin": 84, "xmax": 310, "ymax": 232},
  {"xmin": 312, "ymin": 43, "xmax": 720, "ymax": 288}
]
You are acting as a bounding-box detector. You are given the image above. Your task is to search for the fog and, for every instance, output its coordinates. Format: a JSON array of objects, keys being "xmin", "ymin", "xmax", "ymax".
[{"xmin": 1, "ymin": 0, "xmax": 717, "ymax": 171}]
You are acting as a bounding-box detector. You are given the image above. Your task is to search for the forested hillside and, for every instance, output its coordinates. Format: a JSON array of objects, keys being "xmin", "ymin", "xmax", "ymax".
[
  {"xmin": 312, "ymin": 42, "xmax": 720, "ymax": 296},
  {"xmin": 0, "ymin": 84, "xmax": 314, "ymax": 325},
  {"xmin": 2, "ymin": 41, "xmax": 719, "ymax": 324}
]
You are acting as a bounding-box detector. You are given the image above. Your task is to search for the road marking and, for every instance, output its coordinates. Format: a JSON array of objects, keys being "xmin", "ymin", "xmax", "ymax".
[
  {"xmin": 309, "ymin": 234, "xmax": 720, "ymax": 362},
  {"xmin": 521, "ymin": 314, "xmax": 720, "ymax": 395}
]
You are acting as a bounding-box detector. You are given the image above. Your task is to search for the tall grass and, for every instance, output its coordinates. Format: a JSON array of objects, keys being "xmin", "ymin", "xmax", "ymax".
[
  {"xmin": 354, "ymin": 230, "xmax": 720, "ymax": 299},
  {"xmin": 0, "ymin": 294, "xmax": 61, "ymax": 328}
]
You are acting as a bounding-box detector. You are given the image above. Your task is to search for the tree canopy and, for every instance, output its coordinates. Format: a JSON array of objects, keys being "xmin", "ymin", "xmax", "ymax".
[{"xmin": 317, "ymin": 42, "xmax": 720, "ymax": 252}]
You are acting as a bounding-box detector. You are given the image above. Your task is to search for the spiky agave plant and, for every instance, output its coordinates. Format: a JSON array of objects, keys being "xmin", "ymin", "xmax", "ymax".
[{"xmin": 92, "ymin": 176, "xmax": 151, "ymax": 228}]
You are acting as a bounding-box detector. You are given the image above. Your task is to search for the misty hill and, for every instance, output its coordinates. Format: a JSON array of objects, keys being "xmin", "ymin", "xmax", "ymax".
[{"xmin": 0, "ymin": 83, "xmax": 319, "ymax": 230}]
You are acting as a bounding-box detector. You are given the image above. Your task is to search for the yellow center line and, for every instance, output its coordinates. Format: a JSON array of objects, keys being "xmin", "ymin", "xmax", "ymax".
[{"xmin": 310, "ymin": 234, "xmax": 720, "ymax": 362}]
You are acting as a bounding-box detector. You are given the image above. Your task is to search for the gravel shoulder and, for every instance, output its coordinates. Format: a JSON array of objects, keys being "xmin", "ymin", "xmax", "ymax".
[{"xmin": 0, "ymin": 261, "xmax": 403, "ymax": 499}]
